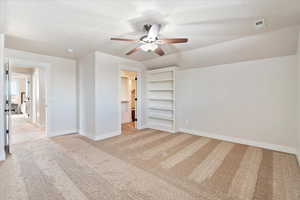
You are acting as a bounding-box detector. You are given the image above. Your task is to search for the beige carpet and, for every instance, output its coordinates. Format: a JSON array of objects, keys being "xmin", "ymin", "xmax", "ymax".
[
  {"xmin": 1, "ymin": 129, "xmax": 299, "ymax": 200},
  {"xmin": 11, "ymin": 115, "xmax": 45, "ymax": 145}
]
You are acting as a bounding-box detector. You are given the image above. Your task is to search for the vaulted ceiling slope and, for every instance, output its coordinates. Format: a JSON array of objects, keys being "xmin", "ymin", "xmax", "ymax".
[
  {"xmin": 1, "ymin": 0, "xmax": 300, "ymax": 66},
  {"xmin": 142, "ymin": 26, "xmax": 300, "ymax": 68}
]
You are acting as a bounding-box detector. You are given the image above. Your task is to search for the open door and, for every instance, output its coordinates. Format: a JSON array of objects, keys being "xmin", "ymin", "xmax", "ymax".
[
  {"xmin": 120, "ymin": 70, "xmax": 140, "ymax": 134},
  {"xmin": 3, "ymin": 59, "xmax": 11, "ymax": 154},
  {"xmin": 133, "ymin": 76, "xmax": 137, "ymax": 123}
]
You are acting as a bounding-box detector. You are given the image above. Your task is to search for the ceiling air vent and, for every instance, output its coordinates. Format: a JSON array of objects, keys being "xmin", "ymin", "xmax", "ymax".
[{"xmin": 255, "ymin": 19, "xmax": 265, "ymax": 29}]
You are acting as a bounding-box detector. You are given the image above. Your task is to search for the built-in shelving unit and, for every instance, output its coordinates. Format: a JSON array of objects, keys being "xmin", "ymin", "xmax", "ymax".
[{"xmin": 146, "ymin": 67, "xmax": 176, "ymax": 133}]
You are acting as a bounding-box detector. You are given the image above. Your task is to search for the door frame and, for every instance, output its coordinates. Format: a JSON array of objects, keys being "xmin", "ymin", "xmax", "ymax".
[
  {"xmin": 8, "ymin": 58, "xmax": 50, "ymax": 137},
  {"xmin": 118, "ymin": 65, "xmax": 143, "ymax": 130},
  {"xmin": 0, "ymin": 34, "xmax": 5, "ymax": 160},
  {"xmin": 3, "ymin": 58, "xmax": 11, "ymax": 155}
]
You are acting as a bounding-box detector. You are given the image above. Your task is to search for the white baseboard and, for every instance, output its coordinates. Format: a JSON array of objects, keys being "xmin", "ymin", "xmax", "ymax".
[
  {"xmin": 139, "ymin": 125, "xmax": 148, "ymax": 130},
  {"xmin": 93, "ymin": 130, "xmax": 121, "ymax": 141},
  {"xmin": 47, "ymin": 129, "xmax": 78, "ymax": 137},
  {"xmin": 78, "ymin": 130, "xmax": 121, "ymax": 141},
  {"xmin": 78, "ymin": 129, "xmax": 87, "ymax": 136},
  {"xmin": 145, "ymin": 124, "xmax": 176, "ymax": 133},
  {"xmin": 179, "ymin": 128, "xmax": 296, "ymax": 154}
]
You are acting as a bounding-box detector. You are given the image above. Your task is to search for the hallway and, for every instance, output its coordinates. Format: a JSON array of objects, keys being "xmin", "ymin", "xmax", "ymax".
[
  {"xmin": 11, "ymin": 115, "xmax": 45, "ymax": 145},
  {"xmin": 121, "ymin": 122, "xmax": 138, "ymax": 135}
]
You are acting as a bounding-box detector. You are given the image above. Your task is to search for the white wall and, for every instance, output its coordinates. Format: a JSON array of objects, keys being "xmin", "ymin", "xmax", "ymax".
[
  {"xmin": 121, "ymin": 77, "xmax": 130, "ymax": 101},
  {"xmin": 5, "ymin": 49, "xmax": 77, "ymax": 137},
  {"xmin": 78, "ymin": 51, "xmax": 145, "ymax": 140},
  {"xmin": 38, "ymin": 68, "xmax": 46, "ymax": 127},
  {"xmin": 94, "ymin": 52, "xmax": 120, "ymax": 137},
  {"xmin": 30, "ymin": 68, "xmax": 46, "ymax": 127},
  {"xmin": 94, "ymin": 52, "xmax": 145, "ymax": 138},
  {"xmin": 31, "ymin": 69, "xmax": 38, "ymax": 122},
  {"xmin": 177, "ymin": 55, "xmax": 298, "ymax": 153},
  {"xmin": 0, "ymin": 34, "xmax": 4, "ymax": 161},
  {"xmin": 78, "ymin": 53, "xmax": 95, "ymax": 139}
]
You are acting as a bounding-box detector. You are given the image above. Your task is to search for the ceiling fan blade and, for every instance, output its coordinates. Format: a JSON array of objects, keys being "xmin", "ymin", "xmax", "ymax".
[
  {"xmin": 111, "ymin": 38, "xmax": 137, "ymax": 42},
  {"xmin": 126, "ymin": 47, "xmax": 140, "ymax": 55},
  {"xmin": 154, "ymin": 48, "xmax": 165, "ymax": 56},
  {"xmin": 159, "ymin": 38, "xmax": 188, "ymax": 44}
]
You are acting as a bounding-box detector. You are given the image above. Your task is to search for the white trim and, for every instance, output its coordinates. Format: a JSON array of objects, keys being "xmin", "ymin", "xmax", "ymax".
[
  {"xmin": 47, "ymin": 129, "xmax": 78, "ymax": 137},
  {"xmin": 297, "ymin": 154, "xmax": 300, "ymax": 166},
  {"xmin": 179, "ymin": 128, "xmax": 297, "ymax": 154},
  {"xmin": 139, "ymin": 125, "xmax": 148, "ymax": 130},
  {"xmin": 93, "ymin": 130, "xmax": 121, "ymax": 141},
  {"xmin": 78, "ymin": 129, "xmax": 86, "ymax": 136},
  {"xmin": 78, "ymin": 130, "xmax": 94, "ymax": 138},
  {"xmin": 145, "ymin": 124, "xmax": 176, "ymax": 133},
  {"xmin": 0, "ymin": 34, "xmax": 5, "ymax": 161}
]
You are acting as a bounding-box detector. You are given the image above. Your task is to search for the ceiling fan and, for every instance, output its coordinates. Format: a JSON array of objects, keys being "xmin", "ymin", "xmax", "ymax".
[{"xmin": 111, "ymin": 24, "xmax": 188, "ymax": 56}]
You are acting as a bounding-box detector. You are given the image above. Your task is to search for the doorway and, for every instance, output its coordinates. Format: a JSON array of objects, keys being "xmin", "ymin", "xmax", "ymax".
[
  {"xmin": 7, "ymin": 65, "xmax": 47, "ymax": 146},
  {"xmin": 120, "ymin": 70, "xmax": 139, "ymax": 134}
]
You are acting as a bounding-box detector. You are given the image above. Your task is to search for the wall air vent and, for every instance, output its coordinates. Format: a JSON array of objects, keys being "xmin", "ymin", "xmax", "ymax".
[{"xmin": 255, "ymin": 19, "xmax": 265, "ymax": 29}]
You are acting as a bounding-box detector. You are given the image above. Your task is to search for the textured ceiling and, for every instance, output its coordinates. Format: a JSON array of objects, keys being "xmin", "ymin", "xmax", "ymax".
[{"xmin": 1, "ymin": 0, "xmax": 300, "ymax": 63}]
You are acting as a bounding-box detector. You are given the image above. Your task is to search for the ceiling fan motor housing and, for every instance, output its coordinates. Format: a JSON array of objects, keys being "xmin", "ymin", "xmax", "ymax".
[
  {"xmin": 144, "ymin": 24, "xmax": 152, "ymax": 32},
  {"xmin": 142, "ymin": 24, "xmax": 160, "ymax": 43}
]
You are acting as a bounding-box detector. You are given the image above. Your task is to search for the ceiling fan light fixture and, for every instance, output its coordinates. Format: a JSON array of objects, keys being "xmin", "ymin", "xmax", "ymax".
[
  {"xmin": 110, "ymin": 24, "xmax": 188, "ymax": 56},
  {"xmin": 140, "ymin": 43, "xmax": 158, "ymax": 52}
]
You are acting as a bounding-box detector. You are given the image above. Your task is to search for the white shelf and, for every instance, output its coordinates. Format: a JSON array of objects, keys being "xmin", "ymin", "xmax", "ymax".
[
  {"xmin": 148, "ymin": 89, "xmax": 174, "ymax": 92},
  {"xmin": 148, "ymin": 98, "xmax": 173, "ymax": 101},
  {"xmin": 149, "ymin": 106, "xmax": 173, "ymax": 111},
  {"xmin": 148, "ymin": 79, "xmax": 173, "ymax": 83},
  {"xmin": 149, "ymin": 114, "xmax": 173, "ymax": 121}
]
